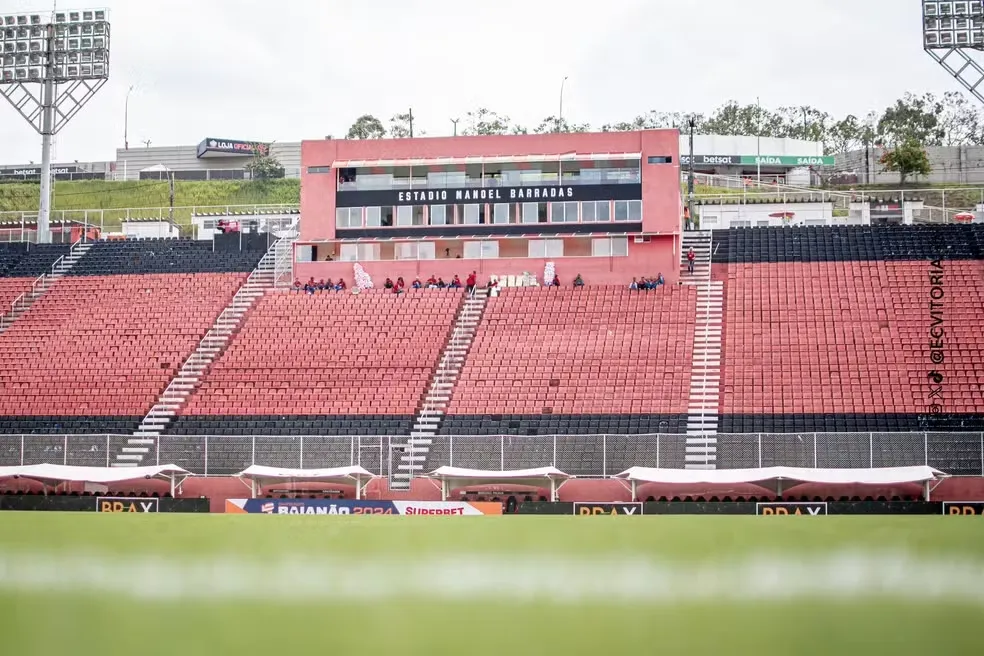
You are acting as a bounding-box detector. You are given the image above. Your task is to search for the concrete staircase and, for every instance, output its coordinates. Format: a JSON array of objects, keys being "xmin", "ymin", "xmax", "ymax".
[
  {"xmin": 0, "ymin": 240, "xmax": 92, "ymax": 333},
  {"xmin": 680, "ymin": 231, "xmax": 712, "ymax": 284},
  {"xmin": 391, "ymin": 287, "xmax": 489, "ymax": 489},
  {"xmin": 112, "ymin": 244, "xmax": 281, "ymax": 467},
  {"xmin": 685, "ymin": 280, "xmax": 724, "ymax": 469}
]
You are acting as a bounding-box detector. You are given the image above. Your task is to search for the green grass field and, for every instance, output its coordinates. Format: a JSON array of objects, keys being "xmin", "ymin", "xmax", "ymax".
[{"xmin": 0, "ymin": 515, "xmax": 982, "ymax": 654}]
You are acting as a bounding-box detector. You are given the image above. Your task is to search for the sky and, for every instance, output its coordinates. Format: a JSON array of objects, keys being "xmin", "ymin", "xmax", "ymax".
[{"xmin": 0, "ymin": 0, "xmax": 969, "ymax": 164}]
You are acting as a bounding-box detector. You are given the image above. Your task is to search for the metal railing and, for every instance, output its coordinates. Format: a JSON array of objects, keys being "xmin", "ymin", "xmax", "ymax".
[{"xmin": 1, "ymin": 432, "xmax": 981, "ymax": 477}]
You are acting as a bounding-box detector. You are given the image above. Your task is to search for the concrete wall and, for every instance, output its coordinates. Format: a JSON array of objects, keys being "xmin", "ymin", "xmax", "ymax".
[{"xmin": 835, "ymin": 145, "xmax": 984, "ymax": 185}]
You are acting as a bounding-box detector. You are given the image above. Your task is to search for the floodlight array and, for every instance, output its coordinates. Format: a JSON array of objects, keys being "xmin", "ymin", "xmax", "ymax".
[
  {"xmin": 0, "ymin": 9, "xmax": 109, "ymax": 84},
  {"xmin": 924, "ymin": 1, "xmax": 984, "ymax": 48}
]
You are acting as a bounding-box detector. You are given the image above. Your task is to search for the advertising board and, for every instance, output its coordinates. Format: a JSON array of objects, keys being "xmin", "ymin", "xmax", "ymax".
[{"xmin": 224, "ymin": 499, "xmax": 503, "ymax": 515}]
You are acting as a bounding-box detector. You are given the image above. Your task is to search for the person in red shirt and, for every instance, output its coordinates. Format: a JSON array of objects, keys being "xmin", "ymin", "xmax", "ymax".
[
  {"xmin": 465, "ymin": 271, "xmax": 477, "ymax": 295},
  {"xmin": 551, "ymin": 274, "xmax": 560, "ymax": 287},
  {"xmin": 427, "ymin": 275, "xmax": 438, "ymax": 288},
  {"xmin": 687, "ymin": 247, "xmax": 696, "ymax": 274},
  {"xmin": 395, "ymin": 276, "xmax": 406, "ymax": 294},
  {"xmin": 451, "ymin": 275, "xmax": 462, "ymax": 289}
]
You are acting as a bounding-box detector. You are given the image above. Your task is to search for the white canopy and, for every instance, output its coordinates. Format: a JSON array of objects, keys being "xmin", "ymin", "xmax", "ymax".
[
  {"xmin": 615, "ymin": 465, "xmax": 948, "ymax": 498},
  {"xmin": 235, "ymin": 465, "xmax": 377, "ymax": 499},
  {"xmin": 425, "ymin": 466, "xmax": 571, "ymax": 501},
  {"xmin": 0, "ymin": 463, "xmax": 192, "ymax": 494}
]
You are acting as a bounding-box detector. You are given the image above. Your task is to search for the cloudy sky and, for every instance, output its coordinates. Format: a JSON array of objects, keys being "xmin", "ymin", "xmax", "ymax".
[{"xmin": 0, "ymin": 0, "xmax": 967, "ymax": 163}]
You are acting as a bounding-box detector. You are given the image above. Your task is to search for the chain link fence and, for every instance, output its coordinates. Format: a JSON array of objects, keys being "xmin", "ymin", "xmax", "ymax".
[{"xmin": 0, "ymin": 433, "xmax": 981, "ymax": 477}]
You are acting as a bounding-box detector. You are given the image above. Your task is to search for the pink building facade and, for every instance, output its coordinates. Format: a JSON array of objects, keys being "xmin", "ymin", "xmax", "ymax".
[{"xmin": 296, "ymin": 130, "xmax": 683, "ymax": 285}]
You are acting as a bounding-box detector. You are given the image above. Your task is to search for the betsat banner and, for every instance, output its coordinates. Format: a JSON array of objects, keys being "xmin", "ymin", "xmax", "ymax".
[{"xmin": 225, "ymin": 499, "xmax": 503, "ymax": 515}]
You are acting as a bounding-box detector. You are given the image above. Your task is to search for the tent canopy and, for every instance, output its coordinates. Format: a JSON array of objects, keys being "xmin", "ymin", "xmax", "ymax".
[
  {"xmin": 424, "ymin": 466, "xmax": 571, "ymax": 501},
  {"xmin": 615, "ymin": 465, "xmax": 947, "ymax": 495},
  {"xmin": 0, "ymin": 463, "xmax": 192, "ymax": 493},
  {"xmin": 235, "ymin": 464, "xmax": 377, "ymax": 499}
]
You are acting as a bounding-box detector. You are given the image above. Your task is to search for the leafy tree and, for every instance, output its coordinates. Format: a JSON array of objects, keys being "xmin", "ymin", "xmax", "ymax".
[
  {"xmin": 936, "ymin": 91, "xmax": 984, "ymax": 146},
  {"xmin": 346, "ymin": 114, "xmax": 386, "ymax": 140},
  {"xmin": 877, "ymin": 93, "xmax": 945, "ymax": 146},
  {"xmin": 826, "ymin": 114, "xmax": 878, "ymax": 156},
  {"xmin": 389, "ymin": 112, "xmax": 418, "ymax": 138},
  {"xmin": 602, "ymin": 111, "xmax": 704, "ymax": 132},
  {"xmin": 245, "ymin": 153, "xmax": 285, "ymax": 180},
  {"xmin": 879, "ymin": 139, "xmax": 932, "ymax": 184},
  {"xmin": 462, "ymin": 108, "xmax": 516, "ymax": 135},
  {"xmin": 533, "ymin": 116, "xmax": 591, "ymax": 134}
]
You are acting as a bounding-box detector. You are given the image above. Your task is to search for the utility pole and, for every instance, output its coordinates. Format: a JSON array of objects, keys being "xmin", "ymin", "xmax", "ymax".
[
  {"xmin": 688, "ymin": 116, "xmax": 696, "ymax": 231},
  {"xmin": 451, "ymin": 118, "xmax": 459, "ymax": 137},
  {"xmin": 408, "ymin": 108, "xmax": 414, "ymax": 138},
  {"xmin": 168, "ymin": 171, "xmax": 175, "ymax": 223},
  {"xmin": 756, "ymin": 97, "xmax": 762, "ymax": 184}
]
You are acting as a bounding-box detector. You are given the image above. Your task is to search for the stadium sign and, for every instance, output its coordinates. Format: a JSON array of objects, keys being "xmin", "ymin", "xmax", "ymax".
[
  {"xmin": 196, "ymin": 137, "xmax": 270, "ymax": 159},
  {"xmin": 95, "ymin": 497, "xmax": 160, "ymax": 513},
  {"xmin": 755, "ymin": 502, "xmax": 827, "ymax": 516},
  {"xmin": 335, "ymin": 183, "xmax": 642, "ymax": 208},
  {"xmin": 0, "ymin": 165, "xmax": 80, "ymax": 176},
  {"xmin": 680, "ymin": 155, "xmax": 834, "ymax": 167},
  {"xmin": 572, "ymin": 502, "xmax": 643, "ymax": 516},
  {"xmin": 942, "ymin": 502, "xmax": 984, "ymax": 515},
  {"xmin": 224, "ymin": 499, "xmax": 503, "ymax": 515}
]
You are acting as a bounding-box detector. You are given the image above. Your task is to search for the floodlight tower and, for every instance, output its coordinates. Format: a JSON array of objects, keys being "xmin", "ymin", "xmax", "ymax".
[
  {"xmin": 0, "ymin": 8, "xmax": 110, "ymax": 243},
  {"xmin": 923, "ymin": 1, "xmax": 984, "ymax": 106}
]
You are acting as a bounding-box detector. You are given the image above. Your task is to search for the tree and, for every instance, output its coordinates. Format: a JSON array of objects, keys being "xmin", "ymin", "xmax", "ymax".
[
  {"xmin": 602, "ymin": 111, "xmax": 704, "ymax": 132},
  {"xmin": 389, "ymin": 112, "xmax": 423, "ymax": 138},
  {"xmin": 879, "ymin": 139, "xmax": 931, "ymax": 184},
  {"xmin": 462, "ymin": 108, "xmax": 516, "ymax": 135},
  {"xmin": 826, "ymin": 114, "xmax": 877, "ymax": 156},
  {"xmin": 936, "ymin": 91, "xmax": 984, "ymax": 146},
  {"xmin": 877, "ymin": 93, "xmax": 945, "ymax": 146},
  {"xmin": 533, "ymin": 116, "xmax": 591, "ymax": 134},
  {"xmin": 702, "ymin": 101, "xmax": 769, "ymax": 137},
  {"xmin": 245, "ymin": 153, "xmax": 285, "ymax": 180},
  {"xmin": 346, "ymin": 114, "xmax": 386, "ymax": 140}
]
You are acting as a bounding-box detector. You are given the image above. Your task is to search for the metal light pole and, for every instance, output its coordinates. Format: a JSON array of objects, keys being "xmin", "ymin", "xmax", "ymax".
[
  {"xmin": 0, "ymin": 8, "xmax": 111, "ymax": 244},
  {"xmin": 756, "ymin": 96, "xmax": 762, "ymax": 184},
  {"xmin": 450, "ymin": 117, "xmax": 459, "ymax": 137},
  {"xmin": 687, "ymin": 116, "xmax": 696, "ymax": 231},
  {"xmin": 124, "ymin": 84, "xmax": 133, "ymax": 150},
  {"xmin": 558, "ymin": 75, "xmax": 568, "ymax": 132}
]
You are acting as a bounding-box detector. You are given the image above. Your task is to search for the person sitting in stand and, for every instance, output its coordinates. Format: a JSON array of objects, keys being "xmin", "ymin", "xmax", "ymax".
[
  {"xmin": 293, "ymin": 279, "xmax": 302, "ymax": 292},
  {"xmin": 324, "ymin": 278, "xmax": 333, "ymax": 291},
  {"xmin": 551, "ymin": 274, "xmax": 560, "ymax": 287},
  {"xmin": 412, "ymin": 277, "xmax": 422, "ymax": 289},
  {"xmin": 335, "ymin": 278, "xmax": 347, "ymax": 292},
  {"xmin": 304, "ymin": 277, "xmax": 316, "ymax": 294},
  {"xmin": 395, "ymin": 276, "xmax": 406, "ymax": 294},
  {"xmin": 437, "ymin": 277, "xmax": 447, "ymax": 289},
  {"xmin": 427, "ymin": 275, "xmax": 438, "ymax": 289},
  {"xmin": 573, "ymin": 274, "xmax": 585, "ymax": 288},
  {"xmin": 384, "ymin": 277, "xmax": 394, "ymax": 290},
  {"xmin": 450, "ymin": 275, "xmax": 462, "ymax": 289},
  {"xmin": 629, "ymin": 277, "xmax": 638, "ymax": 290},
  {"xmin": 655, "ymin": 273, "xmax": 665, "ymax": 287}
]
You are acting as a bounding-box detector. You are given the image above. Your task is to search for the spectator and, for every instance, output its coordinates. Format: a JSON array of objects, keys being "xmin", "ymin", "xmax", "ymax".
[
  {"xmin": 573, "ymin": 274, "xmax": 584, "ymax": 287},
  {"xmin": 384, "ymin": 277, "xmax": 394, "ymax": 289},
  {"xmin": 335, "ymin": 278, "xmax": 347, "ymax": 292},
  {"xmin": 656, "ymin": 273, "xmax": 665, "ymax": 287},
  {"xmin": 427, "ymin": 275, "xmax": 438, "ymax": 289},
  {"xmin": 445, "ymin": 248, "xmax": 451, "ymax": 258},
  {"xmin": 293, "ymin": 279, "xmax": 302, "ymax": 291},
  {"xmin": 465, "ymin": 271, "xmax": 477, "ymax": 295},
  {"xmin": 551, "ymin": 274, "xmax": 560, "ymax": 287},
  {"xmin": 412, "ymin": 278, "xmax": 422, "ymax": 289},
  {"xmin": 629, "ymin": 277, "xmax": 638, "ymax": 290},
  {"xmin": 451, "ymin": 275, "xmax": 462, "ymax": 289},
  {"xmin": 324, "ymin": 278, "xmax": 333, "ymax": 291},
  {"xmin": 437, "ymin": 277, "xmax": 447, "ymax": 289},
  {"xmin": 687, "ymin": 247, "xmax": 695, "ymax": 274},
  {"xmin": 394, "ymin": 277, "xmax": 406, "ymax": 295}
]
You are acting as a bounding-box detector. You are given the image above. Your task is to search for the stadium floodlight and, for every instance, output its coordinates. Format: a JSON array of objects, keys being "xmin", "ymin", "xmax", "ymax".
[
  {"xmin": 923, "ymin": 1, "xmax": 984, "ymax": 107},
  {"xmin": 0, "ymin": 8, "xmax": 110, "ymax": 243}
]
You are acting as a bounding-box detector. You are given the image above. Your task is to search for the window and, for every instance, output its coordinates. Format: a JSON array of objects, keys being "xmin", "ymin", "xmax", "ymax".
[
  {"xmin": 647, "ymin": 155, "xmax": 672, "ymax": 164},
  {"xmin": 335, "ymin": 207, "xmax": 361, "ymax": 228},
  {"xmin": 307, "ymin": 166, "xmax": 331, "ymax": 174},
  {"xmin": 583, "ymin": 201, "xmax": 611, "ymax": 222},
  {"xmin": 614, "ymin": 200, "xmax": 642, "ymax": 222},
  {"xmin": 463, "ymin": 240, "xmax": 499, "ymax": 259},
  {"xmin": 523, "ymin": 202, "xmax": 548, "ymax": 223},
  {"xmin": 528, "ymin": 239, "xmax": 564, "ymax": 258},
  {"xmin": 430, "ymin": 205, "xmax": 447, "ymax": 225},
  {"xmin": 339, "ymin": 243, "xmax": 380, "ymax": 261},
  {"xmin": 493, "ymin": 203, "xmax": 511, "ymax": 224},
  {"xmin": 550, "ymin": 201, "xmax": 578, "ymax": 223},
  {"xmin": 366, "ymin": 206, "xmax": 381, "ymax": 227},
  {"xmin": 396, "ymin": 205, "xmax": 413, "ymax": 227},
  {"xmin": 591, "ymin": 237, "xmax": 629, "ymax": 257},
  {"xmin": 395, "ymin": 242, "xmax": 436, "ymax": 260},
  {"xmin": 463, "ymin": 204, "xmax": 481, "ymax": 224}
]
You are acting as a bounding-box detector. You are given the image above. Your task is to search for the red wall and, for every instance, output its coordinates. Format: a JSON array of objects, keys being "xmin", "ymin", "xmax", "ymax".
[
  {"xmin": 294, "ymin": 237, "xmax": 679, "ymax": 287},
  {"xmin": 299, "ymin": 130, "xmax": 681, "ymax": 241}
]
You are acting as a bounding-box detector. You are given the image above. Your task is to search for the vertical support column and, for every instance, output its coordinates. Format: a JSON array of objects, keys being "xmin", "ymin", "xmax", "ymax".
[{"xmin": 38, "ymin": 79, "xmax": 56, "ymax": 244}]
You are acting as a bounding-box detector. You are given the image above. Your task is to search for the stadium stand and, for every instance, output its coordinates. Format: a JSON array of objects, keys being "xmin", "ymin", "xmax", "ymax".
[
  {"xmin": 0, "ymin": 239, "xmax": 266, "ymax": 435},
  {"xmin": 439, "ymin": 285, "xmax": 697, "ymax": 436},
  {"xmin": 168, "ymin": 287, "xmax": 463, "ymax": 440},
  {"xmin": 0, "ymin": 244, "xmax": 72, "ymax": 314},
  {"xmin": 713, "ymin": 225, "xmax": 984, "ymax": 434}
]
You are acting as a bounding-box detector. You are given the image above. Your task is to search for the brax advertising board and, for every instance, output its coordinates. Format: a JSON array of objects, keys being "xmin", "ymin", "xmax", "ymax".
[{"xmin": 225, "ymin": 499, "xmax": 503, "ymax": 515}]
